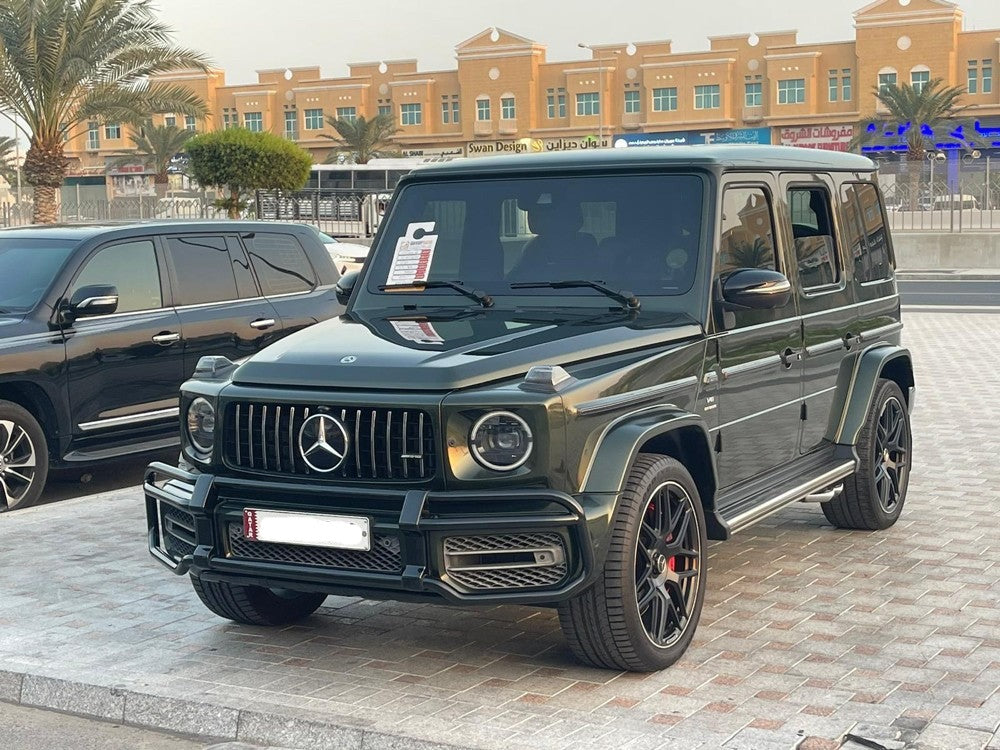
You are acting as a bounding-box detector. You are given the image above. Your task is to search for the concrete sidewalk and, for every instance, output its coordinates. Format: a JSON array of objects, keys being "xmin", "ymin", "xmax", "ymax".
[{"xmin": 2, "ymin": 312, "xmax": 1000, "ymax": 750}]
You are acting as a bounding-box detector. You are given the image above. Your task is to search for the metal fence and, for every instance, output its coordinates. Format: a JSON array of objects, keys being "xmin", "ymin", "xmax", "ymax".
[{"xmin": 1, "ymin": 195, "xmax": 227, "ymax": 227}]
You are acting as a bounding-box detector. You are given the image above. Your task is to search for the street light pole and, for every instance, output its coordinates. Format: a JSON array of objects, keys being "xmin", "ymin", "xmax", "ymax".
[{"xmin": 579, "ymin": 43, "xmax": 604, "ymax": 147}]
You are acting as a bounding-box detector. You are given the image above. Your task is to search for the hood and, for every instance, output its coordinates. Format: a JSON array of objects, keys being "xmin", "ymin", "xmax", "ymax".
[{"xmin": 233, "ymin": 308, "xmax": 702, "ymax": 391}]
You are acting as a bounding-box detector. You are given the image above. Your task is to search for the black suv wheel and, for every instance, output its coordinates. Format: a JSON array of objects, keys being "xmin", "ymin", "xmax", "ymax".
[
  {"xmin": 558, "ymin": 454, "xmax": 707, "ymax": 671},
  {"xmin": 0, "ymin": 400, "xmax": 48, "ymax": 512},
  {"xmin": 191, "ymin": 575, "xmax": 327, "ymax": 626},
  {"xmin": 823, "ymin": 378, "xmax": 911, "ymax": 530}
]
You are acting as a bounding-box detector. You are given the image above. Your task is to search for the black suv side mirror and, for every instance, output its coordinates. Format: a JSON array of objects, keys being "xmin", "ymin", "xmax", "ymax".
[
  {"xmin": 335, "ymin": 271, "xmax": 360, "ymax": 306},
  {"xmin": 67, "ymin": 285, "xmax": 120, "ymax": 318},
  {"xmin": 721, "ymin": 269, "xmax": 791, "ymax": 310}
]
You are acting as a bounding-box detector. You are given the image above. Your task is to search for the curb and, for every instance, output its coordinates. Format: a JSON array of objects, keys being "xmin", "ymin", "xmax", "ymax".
[{"xmin": 0, "ymin": 669, "xmax": 476, "ymax": 750}]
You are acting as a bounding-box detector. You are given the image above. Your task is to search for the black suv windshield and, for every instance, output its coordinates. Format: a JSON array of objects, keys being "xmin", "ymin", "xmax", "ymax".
[
  {"xmin": 361, "ymin": 173, "xmax": 705, "ymax": 308},
  {"xmin": 0, "ymin": 238, "xmax": 78, "ymax": 312}
]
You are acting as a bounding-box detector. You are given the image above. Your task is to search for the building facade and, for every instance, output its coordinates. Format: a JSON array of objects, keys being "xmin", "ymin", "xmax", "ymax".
[{"xmin": 62, "ymin": 0, "xmax": 1000, "ymax": 177}]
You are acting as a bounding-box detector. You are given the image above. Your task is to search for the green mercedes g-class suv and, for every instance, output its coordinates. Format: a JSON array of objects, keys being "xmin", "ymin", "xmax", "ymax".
[{"xmin": 145, "ymin": 145, "xmax": 913, "ymax": 672}]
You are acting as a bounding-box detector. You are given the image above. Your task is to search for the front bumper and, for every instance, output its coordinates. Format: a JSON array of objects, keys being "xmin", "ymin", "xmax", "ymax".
[{"xmin": 144, "ymin": 462, "xmax": 601, "ymax": 606}]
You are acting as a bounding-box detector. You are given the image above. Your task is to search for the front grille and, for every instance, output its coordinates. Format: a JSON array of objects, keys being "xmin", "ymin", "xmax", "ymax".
[
  {"xmin": 443, "ymin": 532, "xmax": 568, "ymax": 591},
  {"xmin": 161, "ymin": 505, "xmax": 196, "ymax": 559},
  {"xmin": 226, "ymin": 523, "xmax": 403, "ymax": 573},
  {"xmin": 223, "ymin": 402, "xmax": 436, "ymax": 481}
]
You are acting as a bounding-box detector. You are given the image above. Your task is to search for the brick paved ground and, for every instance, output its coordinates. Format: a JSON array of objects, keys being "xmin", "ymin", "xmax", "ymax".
[{"xmin": 1, "ymin": 312, "xmax": 999, "ymax": 750}]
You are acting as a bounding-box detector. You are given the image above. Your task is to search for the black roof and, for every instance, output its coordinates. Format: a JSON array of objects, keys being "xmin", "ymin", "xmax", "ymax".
[
  {"xmin": 412, "ymin": 144, "xmax": 876, "ymax": 177},
  {"xmin": 0, "ymin": 220, "xmax": 316, "ymax": 242}
]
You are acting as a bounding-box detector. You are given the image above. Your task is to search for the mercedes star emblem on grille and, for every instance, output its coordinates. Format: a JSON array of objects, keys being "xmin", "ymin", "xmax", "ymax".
[{"xmin": 298, "ymin": 413, "xmax": 350, "ymax": 472}]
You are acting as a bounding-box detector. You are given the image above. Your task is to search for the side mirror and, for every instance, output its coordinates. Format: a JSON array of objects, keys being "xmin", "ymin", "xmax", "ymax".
[
  {"xmin": 67, "ymin": 285, "xmax": 119, "ymax": 318},
  {"xmin": 335, "ymin": 271, "xmax": 359, "ymax": 306},
  {"xmin": 721, "ymin": 269, "xmax": 791, "ymax": 310}
]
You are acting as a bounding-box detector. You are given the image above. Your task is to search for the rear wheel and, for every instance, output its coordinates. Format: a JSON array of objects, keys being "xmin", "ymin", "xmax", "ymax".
[
  {"xmin": 558, "ymin": 454, "xmax": 707, "ymax": 671},
  {"xmin": 191, "ymin": 575, "xmax": 327, "ymax": 626},
  {"xmin": 0, "ymin": 400, "xmax": 48, "ymax": 512},
  {"xmin": 822, "ymin": 379, "xmax": 911, "ymax": 530}
]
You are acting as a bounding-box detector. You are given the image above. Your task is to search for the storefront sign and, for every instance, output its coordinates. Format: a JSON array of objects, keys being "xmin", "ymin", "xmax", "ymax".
[
  {"xmin": 466, "ymin": 136, "xmax": 612, "ymax": 156},
  {"xmin": 779, "ymin": 125, "xmax": 855, "ymax": 152},
  {"xmin": 613, "ymin": 128, "xmax": 771, "ymax": 148},
  {"xmin": 400, "ymin": 147, "xmax": 466, "ymax": 158},
  {"xmin": 111, "ymin": 173, "xmax": 156, "ymax": 198}
]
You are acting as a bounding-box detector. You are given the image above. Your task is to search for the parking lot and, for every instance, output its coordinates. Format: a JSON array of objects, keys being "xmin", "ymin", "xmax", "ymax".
[{"xmin": 1, "ymin": 310, "xmax": 999, "ymax": 750}]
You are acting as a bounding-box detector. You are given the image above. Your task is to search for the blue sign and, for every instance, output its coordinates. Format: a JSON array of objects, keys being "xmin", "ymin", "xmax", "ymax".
[
  {"xmin": 859, "ymin": 118, "xmax": 1000, "ymax": 154},
  {"xmin": 613, "ymin": 127, "xmax": 771, "ymax": 148}
]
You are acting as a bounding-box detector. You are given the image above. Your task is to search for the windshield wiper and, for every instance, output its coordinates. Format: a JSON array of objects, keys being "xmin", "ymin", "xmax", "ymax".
[
  {"xmin": 511, "ymin": 280, "xmax": 641, "ymax": 311},
  {"xmin": 379, "ymin": 280, "xmax": 494, "ymax": 308}
]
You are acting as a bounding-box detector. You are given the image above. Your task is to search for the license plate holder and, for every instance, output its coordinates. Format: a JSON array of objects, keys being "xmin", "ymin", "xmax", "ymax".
[{"xmin": 243, "ymin": 508, "xmax": 371, "ymax": 551}]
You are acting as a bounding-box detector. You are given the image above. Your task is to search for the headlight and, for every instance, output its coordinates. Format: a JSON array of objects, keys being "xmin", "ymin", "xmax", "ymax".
[
  {"xmin": 469, "ymin": 411, "xmax": 533, "ymax": 471},
  {"xmin": 186, "ymin": 397, "xmax": 216, "ymax": 454}
]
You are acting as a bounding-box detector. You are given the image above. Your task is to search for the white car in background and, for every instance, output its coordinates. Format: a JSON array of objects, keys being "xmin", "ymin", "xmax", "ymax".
[{"xmin": 303, "ymin": 226, "xmax": 371, "ymax": 275}]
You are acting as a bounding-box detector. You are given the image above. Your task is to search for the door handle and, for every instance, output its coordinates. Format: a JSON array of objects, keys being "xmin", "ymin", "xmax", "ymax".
[
  {"xmin": 780, "ymin": 348, "xmax": 801, "ymax": 369},
  {"xmin": 152, "ymin": 331, "xmax": 181, "ymax": 345},
  {"xmin": 250, "ymin": 318, "xmax": 276, "ymax": 331}
]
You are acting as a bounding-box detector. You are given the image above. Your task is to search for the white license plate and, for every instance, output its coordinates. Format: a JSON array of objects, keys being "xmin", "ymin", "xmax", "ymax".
[{"xmin": 243, "ymin": 509, "xmax": 370, "ymax": 551}]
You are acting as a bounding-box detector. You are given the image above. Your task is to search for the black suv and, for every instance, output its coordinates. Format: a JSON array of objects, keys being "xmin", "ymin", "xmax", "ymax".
[
  {"xmin": 145, "ymin": 147, "xmax": 914, "ymax": 672},
  {"xmin": 0, "ymin": 221, "xmax": 341, "ymax": 510}
]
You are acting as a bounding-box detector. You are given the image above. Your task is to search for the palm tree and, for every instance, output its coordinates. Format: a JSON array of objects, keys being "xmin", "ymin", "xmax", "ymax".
[
  {"xmin": 112, "ymin": 123, "xmax": 195, "ymax": 197},
  {"xmin": 0, "ymin": 135, "xmax": 18, "ymax": 184},
  {"xmin": 726, "ymin": 237, "xmax": 773, "ymax": 269},
  {"xmin": 851, "ymin": 79, "xmax": 967, "ymax": 209},
  {"xmin": 320, "ymin": 114, "xmax": 399, "ymax": 164},
  {"xmin": 0, "ymin": 0, "xmax": 211, "ymax": 223}
]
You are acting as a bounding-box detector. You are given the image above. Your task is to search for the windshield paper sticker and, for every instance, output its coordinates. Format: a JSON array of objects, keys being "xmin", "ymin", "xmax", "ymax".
[
  {"xmin": 390, "ymin": 320, "xmax": 445, "ymax": 345},
  {"xmin": 386, "ymin": 222, "xmax": 437, "ymax": 286}
]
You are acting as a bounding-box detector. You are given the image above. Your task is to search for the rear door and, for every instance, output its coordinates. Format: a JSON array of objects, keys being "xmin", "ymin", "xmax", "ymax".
[{"xmin": 163, "ymin": 233, "xmax": 285, "ymax": 377}]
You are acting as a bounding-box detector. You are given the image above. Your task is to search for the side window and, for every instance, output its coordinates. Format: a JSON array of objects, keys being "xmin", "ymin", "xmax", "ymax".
[
  {"xmin": 72, "ymin": 240, "xmax": 161, "ymax": 314},
  {"xmin": 788, "ymin": 186, "xmax": 840, "ymax": 290},
  {"xmin": 244, "ymin": 233, "xmax": 317, "ymax": 296},
  {"xmin": 165, "ymin": 235, "xmax": 239, "ymax": 306},
  {"xmin": 839, "ymin": 183, "xmax": 893, "ymax": 283},
  {"xmin": 225, "ymin": 237, "xmax": 260, "ymax": 298}
]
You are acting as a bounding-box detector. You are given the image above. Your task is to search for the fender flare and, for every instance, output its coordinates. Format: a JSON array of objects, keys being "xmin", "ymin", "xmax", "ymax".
[{"xmin": 827, "ymin": 344, "xmax": 914, "ymax": 446}]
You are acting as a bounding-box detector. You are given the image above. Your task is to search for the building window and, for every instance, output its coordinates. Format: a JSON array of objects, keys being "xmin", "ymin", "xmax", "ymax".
[
  {"xmin": 304, "ymin": 108, "xmax": 324, "ymax": 130},
  {"xmin": 451, "ymin": 95, "xmax": 460, "ymax": 123},
  {"xmin": 284, "ymin": 110, "xmax": 298, "ymax": 139},
  {"xmin": 104, "ymin": 123, "xmax": 121, "ymax": 140},
  {"xmin": 842, "ymin": 69, "xmax": 852, "ymax": 101},
  {"xmin": 694, "ymin": 85, "xmax": 721, "ymax": 110},
  {"xmin": 222, "ymin": 111, "xmax": 235, "ymax": 129},
  {"xmin": 546, "ymin": 89, "xmax": 556, "ymax": 118},
  {"xmin": 400, "ymin": 102, "xmax": 422, "ymax": 126},
  {"xmin": 476, "ymin": 97, "xmax": 491, "ymax": 121},
  {"xmin": 184, "ymin": 115, "xmax": 196, "ymax": 131},
  {"xmin": 86, "ymin": 121, "xmax": 99, "ymax": 150},
  {"xmin": 164, "ymin": 115, "xmax": 176, "ymax": 128},
  {"xmin": 624, "ymin": 89, "xmax": 640, "ymax": 114},
  {"xmin": 984, "ymin": 61, "xmax": 993, "ymax": 94},
  {"xmin": 576, "ymin": 92, "xmax": 600, "ymax": 116},
  {"xmin": 557, "ymin": 89, "xmax": 566, "ymax": 117},
  {"xmin": 777, "ymin": 79, "xmax": 805, "ymax": 105},
  {"xmin": 336, "ymin": 107, "xmax": 356, "ymax": 123},
  {"xmin": 501, "ymin": 96, "xmax": 515, "ymax": 119},
  {"xmin": 377, "ymin": 103, "xmax": 392, "ymax": 117},
  {"xmin": 652, "ymin": 87, "xmax": 678, "ymax": 112},
  {"xmin": 911, "ymin": 69, "xmax": 930, "ymax": 93},
  {"xmin": 243, "ymin": 112, "xmax": 263, "ymax": 132},
  {"xmin": 441, "ymin": 96, "xmax": 451, "ymax": 124},
  {"xmin": 829, "ymin": 72, "xmax": 839, "ymax": 102},
  {"xmin": 878, "ymin": 71, "xmax": 897, "ymax": 95},
  {"xmin": 745, "ymin": 82, "xmax": 762, "ymax": 107}
]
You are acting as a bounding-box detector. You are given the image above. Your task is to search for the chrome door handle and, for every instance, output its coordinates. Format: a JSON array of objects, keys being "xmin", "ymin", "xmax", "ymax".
[
  {"xmin": 152, "ymin": 332, "xmax": 181, "ymax": 345},
  {"xmin": 250, "ymin": 318, "xmax": 276, "ymax": 330}
]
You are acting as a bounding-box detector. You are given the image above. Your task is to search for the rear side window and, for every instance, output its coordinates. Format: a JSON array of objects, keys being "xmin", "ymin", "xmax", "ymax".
[
  {"xmin": 839, "ymin": 183, "xmax": 893, "ymax": 283},
  {"xmin": 166, "ymin": 235, "xmax": 239, "ymax": 306},
  {"xmin": 788, "ymin": 186, "xmax": 840, "ymax": 290},
  {"xmin": 244, "ymin": 233, "xmax": 316, "ymax": 296}
]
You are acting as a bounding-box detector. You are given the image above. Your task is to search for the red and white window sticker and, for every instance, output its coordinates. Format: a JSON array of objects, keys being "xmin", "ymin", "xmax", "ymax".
[
  {"xmin": 242, "ymin": 508, "xmax": 370, "ymax": 551},
  {"xmin": 390, "ymin": 320, "xmax": 445, "ymax": 344},
  {"xmin": 385, "ymin": 222, "xmax": 437, "ymax": 286}
]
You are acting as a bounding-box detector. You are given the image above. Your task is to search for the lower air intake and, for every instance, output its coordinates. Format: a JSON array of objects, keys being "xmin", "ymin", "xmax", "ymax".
[{"xmin": 443, "ymin": 532, "xmax": 568, "ymax": 591}]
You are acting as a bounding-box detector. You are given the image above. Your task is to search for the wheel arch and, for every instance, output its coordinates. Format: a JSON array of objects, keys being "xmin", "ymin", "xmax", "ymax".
[
  {"xmin": 0, "ymin": 381, "xmax": 63, "ymax": 458},
  {"xmin": 828, "ymin": 345, "xmax": 913, "ymax": 447}
]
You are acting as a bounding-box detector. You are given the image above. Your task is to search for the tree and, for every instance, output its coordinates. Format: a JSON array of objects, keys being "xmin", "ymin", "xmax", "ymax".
[
  {"xmin": 112, "ymin": 124, "xmax": 195, "ymax": 197},
  {"xmin": 320, "ymin": 114, "xmax": 399, "ymax": 164},
  {"xmin": 726, "ymin": 237, "xmax": 773, "ymax": 269},
  {"xmin": 0, "ymin": 0, "xmax": 211, "ymax": 223},
  {"xmin": 0, "ymin": 135, "xmax": 18, "ymax": 184},
  {"xmin": 851, "ymin": 79, "xmax": 967, "ymax": 209},
  {"xmin": 185, "ymin": 128, "xmax": 312, "ymax": 219}
]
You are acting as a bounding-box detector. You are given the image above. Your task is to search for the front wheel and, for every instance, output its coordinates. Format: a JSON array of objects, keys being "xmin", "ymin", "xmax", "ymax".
[
  {"xmin": 191, "ymin": 575, "xmax": 327, "ymax": 626},
  {"xmin": 558, "ymin": 454, "xmax": 707, "ymax": 671},
  {"xmin": 0, "ymin": 400, "xmax": 49, "ymax": 512}
]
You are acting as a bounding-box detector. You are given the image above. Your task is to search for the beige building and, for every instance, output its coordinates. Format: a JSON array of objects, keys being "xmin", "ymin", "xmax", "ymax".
[{"xmin": 63, "ymin": 0, "xmax": 1000, "ymax": 178}]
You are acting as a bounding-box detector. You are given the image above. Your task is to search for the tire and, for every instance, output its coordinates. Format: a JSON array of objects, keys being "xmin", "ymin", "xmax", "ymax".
[
  {"xmin": 558, "ymin": 454, "xmax": 707, "ymax": 671},
  {"xmin": 191, "ymin": 575, "xmax": 327, "ymax": 626},
  {"xmin": 0, "ymin": 400, "xmax": 49, "ymax": 512},
  {"xmin": 822, "ymin": 379, "xmax": 911, "ymax": 531}
]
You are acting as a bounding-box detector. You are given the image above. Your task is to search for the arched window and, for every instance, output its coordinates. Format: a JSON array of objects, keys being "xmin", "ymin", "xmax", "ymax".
[
  {"xmin": 878, "ymin": 67, "xmax": 898, "ymax": 95},
  {"xmin": 476, "ymin": 95, "xmax": 491, "ymax": 121},
  {"xmin": 500, "ymin": 93, "xmax": 516, "ymax": 120},
  {"xmin": 910, "ymin": 65, "xmax": 931, "ymax": 93}
]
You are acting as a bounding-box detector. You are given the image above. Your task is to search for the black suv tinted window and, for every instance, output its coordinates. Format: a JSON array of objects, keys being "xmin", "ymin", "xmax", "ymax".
[
  {"xmin": 166, "ymin": 235, "xmax": 239, "ymax": 306},
  {"xmin": 840, "ymin": 183, "xmax": 892, "ymax": 283},
  {"xmin": 789, "ymin": 186, "xmax": 840, "ymax": 289},
  {"xmin": 0, "ymin": 239, "xmax": 76, "ymax": 311},
  {"xmin": 244, "ymin": 233, "xmax": 316, "ymax": 296},
  {"xmin": 73, "ymin": 240, "xmax": 162, "ymax": 314}
]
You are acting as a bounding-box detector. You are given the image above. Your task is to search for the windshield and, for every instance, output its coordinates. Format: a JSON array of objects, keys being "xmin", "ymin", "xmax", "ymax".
[
  {"xmin": 361, "ymin": 173, "xmax": 705, "ymax": 308},
  {"xmin": 0, "ymin": 238, "xmax": 78, "ymax": 312}
]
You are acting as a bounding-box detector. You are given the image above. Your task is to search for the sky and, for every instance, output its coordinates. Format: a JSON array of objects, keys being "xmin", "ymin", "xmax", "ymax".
[{"xmin": 3, "ymin": 0, "xmax": 1000, "ymax": 142}]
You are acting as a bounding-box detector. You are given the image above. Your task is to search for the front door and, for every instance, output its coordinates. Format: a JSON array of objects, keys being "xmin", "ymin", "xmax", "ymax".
[
  {"xmin": 63, "ymin": 238, "xmax": 185, "ymax": 438},
  {"xmin": 713, "ymin": 181, "xmax": 803, "ymax": 491}
]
